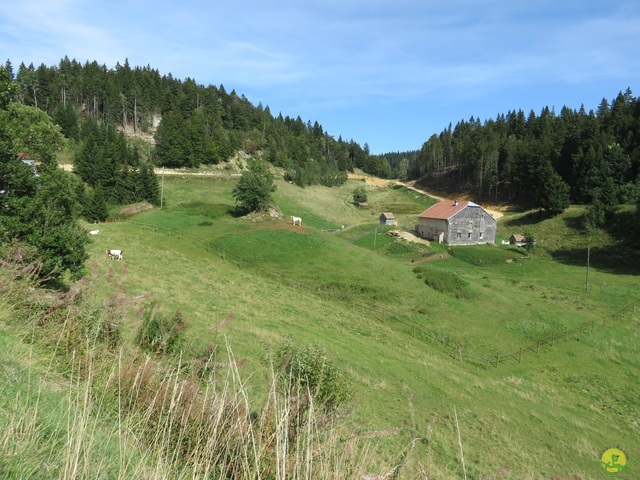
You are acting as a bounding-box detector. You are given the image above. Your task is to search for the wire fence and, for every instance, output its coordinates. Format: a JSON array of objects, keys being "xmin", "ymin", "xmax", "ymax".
[
  {"xmin": 482, "ymin": 302, "xmax": 637, "ymax": 369},
  {"xmin": 125, "ymin": 219, "xmax": 638, "ymax": 370}
]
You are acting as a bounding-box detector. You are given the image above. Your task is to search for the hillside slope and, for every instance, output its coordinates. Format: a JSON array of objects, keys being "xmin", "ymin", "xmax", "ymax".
[{"xmin": 2, "ymin": 171, "xmax": 639, "ymax": 479}]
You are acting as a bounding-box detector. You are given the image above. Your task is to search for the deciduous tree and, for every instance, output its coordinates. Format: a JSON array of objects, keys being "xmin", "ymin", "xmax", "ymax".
[{"xmin": 232, "ymin": 160, "xmax": 276, "ymax": 213}]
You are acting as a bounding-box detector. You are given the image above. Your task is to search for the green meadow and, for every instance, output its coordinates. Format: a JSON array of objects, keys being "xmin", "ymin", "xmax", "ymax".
[{"xmin": 3, "ymin": 172, "xmax": 640, "ymax": 478}]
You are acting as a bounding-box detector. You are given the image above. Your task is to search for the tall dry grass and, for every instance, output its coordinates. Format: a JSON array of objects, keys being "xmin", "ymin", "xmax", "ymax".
[{"xmin": 0, "ymin": 245, "xmax": 387, "ymax": 479}]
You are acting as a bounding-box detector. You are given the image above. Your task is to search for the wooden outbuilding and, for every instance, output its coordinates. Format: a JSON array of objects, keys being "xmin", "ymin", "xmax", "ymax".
[
  {"xmin": 510, "ymin": 234, "xmax": 526, "ymax": 247},
  {"xmin": 379, "ymin": 212, "xmax": 397, "ymax": 226}
]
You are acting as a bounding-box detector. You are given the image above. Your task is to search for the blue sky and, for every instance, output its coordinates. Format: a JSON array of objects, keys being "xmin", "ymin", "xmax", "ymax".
[{"xmin": 1, "ymin": 0, "xmax": 639, "ymax": 154}]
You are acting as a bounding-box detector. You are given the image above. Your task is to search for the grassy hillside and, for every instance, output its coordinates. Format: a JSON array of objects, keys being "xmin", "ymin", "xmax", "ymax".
[{"xmin": 2, "ymin": 171, "xmax": 639, "ymax": 479}]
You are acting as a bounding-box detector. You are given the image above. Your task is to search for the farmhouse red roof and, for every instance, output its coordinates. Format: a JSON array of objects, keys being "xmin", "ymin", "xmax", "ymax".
[{"xmin": 418, "ymin": 200, "xmax": 470, "ymax": 220}]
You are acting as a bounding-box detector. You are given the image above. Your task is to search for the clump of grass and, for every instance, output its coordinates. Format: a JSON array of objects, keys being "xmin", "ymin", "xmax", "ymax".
[
  {"xmin": 134, "ymin": 301, "xmax": 187, "ymax": 355},
  {"xmin": 449, "ymin": 245, "xmax": 524, "ymax": 266},
  {"xmin": 382, "ymin": 240, "xmax": 418, "ymax": 256},
  {"xmin": 413, "ymin": 266, "xmax": 473, "ymax": 299}
]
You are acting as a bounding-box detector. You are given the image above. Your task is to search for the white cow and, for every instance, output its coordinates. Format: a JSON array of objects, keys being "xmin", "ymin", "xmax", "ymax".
[
  {"xmin": 106, "ymin": 249, "xmax": 123, "ymax": 261},
  {"xmin": 290, "ymin": 215, "xmax": 302, "ymax": 226},
  {"xmin": 89, "ymin": 230, "xmax": 100, "ymax": 235}
]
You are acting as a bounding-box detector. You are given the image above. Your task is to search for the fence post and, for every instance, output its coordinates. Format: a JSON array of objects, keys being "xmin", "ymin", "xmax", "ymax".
[
  {"xmin": 518, "ymin": 347, "xmax": 522, "ymax": 362},
  {"xmin": 551, "ymin": 333, "xmax": 554, "ymax": 346},
  {"xmin": 564, "ymin": 327, "xmax": 568, "ymax": 341},
  {"xmin": 495, "ymin": 352, "xmax": 499, "ymax": 368},
  {"xmin": 537, "ymin": 340, "xmax": 541, "ymax": 355},
  {"xmin": 603, "ymin": 316, "xmax": 606, "ymax": 327},
  {"xmin": 591, "ymin": 320, "xmax": 595, "ymax": 332}
]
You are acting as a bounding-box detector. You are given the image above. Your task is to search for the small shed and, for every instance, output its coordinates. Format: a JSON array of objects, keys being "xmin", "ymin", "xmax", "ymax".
[
  {"xmin": 17, "ymin": 152, "xmax": 38, "ymax": 175},
  {"xmin": 510, "ymin": 234, "xmax": 526, "ymax": 247},
  {"xmin": 379, "ymin": 212, "xmax": 397, "ymax": 226}
]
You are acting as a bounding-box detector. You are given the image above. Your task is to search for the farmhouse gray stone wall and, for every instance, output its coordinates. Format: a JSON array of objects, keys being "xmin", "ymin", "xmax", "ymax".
[
  {"xmin": 447, "ymin": 206, "xmax": 496, "ymax": 245},
  {"xmin": 415, "ymin": 205, "xmax": 496, "ymax": 245},
  {"xmin": 415, "ymin": 218, "xmax": 447, "ymax": 242}
]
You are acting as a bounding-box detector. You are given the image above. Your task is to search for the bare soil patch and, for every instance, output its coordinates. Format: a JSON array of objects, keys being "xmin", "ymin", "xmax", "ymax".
[
  {"xmin": 388, "ymin": 229, "xmax": 430, "ymax": 246},
  {"xmin": 408, "ymin": 252, "xmax": 451, "ymax": 265},
  {"xmin": 347, "ymin": 173, "xmax": 393, "ymax": 188}
]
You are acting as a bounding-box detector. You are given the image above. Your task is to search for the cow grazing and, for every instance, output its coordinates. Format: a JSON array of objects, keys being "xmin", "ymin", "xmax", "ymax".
[
  {"xmin": 106, "ymin": 249, "xmax": 123, "ymax": 261},
  {"xmin": 89, "ymin": 230, "xmax": 100, "ymax": 235}
]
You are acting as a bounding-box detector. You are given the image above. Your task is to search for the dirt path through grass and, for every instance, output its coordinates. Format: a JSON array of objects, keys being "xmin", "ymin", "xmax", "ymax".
[{"xmin": 348, "ymin": 173, "xmax": 504, "ymax": 219}]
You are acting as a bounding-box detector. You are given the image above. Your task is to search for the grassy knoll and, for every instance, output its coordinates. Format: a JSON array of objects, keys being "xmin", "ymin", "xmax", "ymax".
[{"xmin": 4, "ymin": 172, "xmax": 640, "ymax": 478}]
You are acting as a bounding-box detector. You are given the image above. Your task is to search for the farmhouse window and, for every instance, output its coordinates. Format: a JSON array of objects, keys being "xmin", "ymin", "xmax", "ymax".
[
  {"xmin": 468, "ymin": 232, "xmax": 472, "ymax": 239},
  {"xmin": 457, "ymin": 232, "xmax": 462, "ymax": 239},
  {"xmin": 479, "ymin": 232, "xmax": 483, "ymax": 239}
]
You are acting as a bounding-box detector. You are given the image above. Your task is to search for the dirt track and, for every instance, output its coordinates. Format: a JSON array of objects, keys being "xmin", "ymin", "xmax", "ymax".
[
  {"xmin": 347, "ymin": 173, "xmax": 504, "ymax": 219},
  {"xmin": 59, "ymin": 164, "xmax": 504, "ymax": 219}
]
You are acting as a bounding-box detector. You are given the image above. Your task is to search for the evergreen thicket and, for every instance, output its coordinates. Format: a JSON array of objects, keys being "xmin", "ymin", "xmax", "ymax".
[
  {"xmin": 406, "ymin": 92, "xmax": 640, "ymax": 221},
  {"xmin": 74, "ymin": 118, "xmax": 160, "ymax": 207},
  {"xmin": 4, "ymin": 57, "xmax": 640, "ymax": 228},
  {"xmin": 5, "ymin": 56, "xmax": 381, "ymax": 186}
]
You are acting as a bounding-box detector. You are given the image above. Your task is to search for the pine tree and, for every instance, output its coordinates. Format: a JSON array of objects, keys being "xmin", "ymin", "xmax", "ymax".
[
  {"xmin": 84, "ymin": 186, "xmax": 109, "ymax": 223},
  {"xmin": 535, "ymin": 163, "xmax": 570, "ymax": 216},
  {"xmin": 137, "ymin": 162, "xmax": 161, "ymax": 205}
]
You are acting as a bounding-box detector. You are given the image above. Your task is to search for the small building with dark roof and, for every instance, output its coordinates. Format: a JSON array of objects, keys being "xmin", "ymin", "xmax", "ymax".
[{"xmin": 415, "ymin": 200, "xmax": 496, "ymax": 245}]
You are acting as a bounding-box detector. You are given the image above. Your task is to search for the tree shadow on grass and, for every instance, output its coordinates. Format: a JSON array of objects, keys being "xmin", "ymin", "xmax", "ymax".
[
  {"xmin": 501, "ymin": 210, "xmax": 546, "ymax": 228},
  {"xmin": 549, "ymin": 246, "xmax": 640, "ymax": 275},
  {"xmin": 562, "ymin": 214, "xmax": 583, "ymax": 230}
]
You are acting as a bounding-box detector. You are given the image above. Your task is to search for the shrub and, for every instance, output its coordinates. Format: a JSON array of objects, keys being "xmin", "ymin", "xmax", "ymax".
[
  {"xmin": 352, "ymin": 186, "xmax": 368, "ymax": 204},
  {"xmin": 269, "ymin": 337, "xmax": 350, "ymax": 413},
  {"xmin": 135, "ymin": 302, "xmax": 187, "ymax": 355}
]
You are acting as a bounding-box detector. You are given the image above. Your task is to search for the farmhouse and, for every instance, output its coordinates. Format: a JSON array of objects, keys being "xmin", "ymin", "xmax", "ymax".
[
  {"xmin": 415, "ymin": 200, "xmax": 496, "ymax": 245},
  {"xmin": 379, "ymin": 212, "xmax": 397, "ymax": 226}
]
